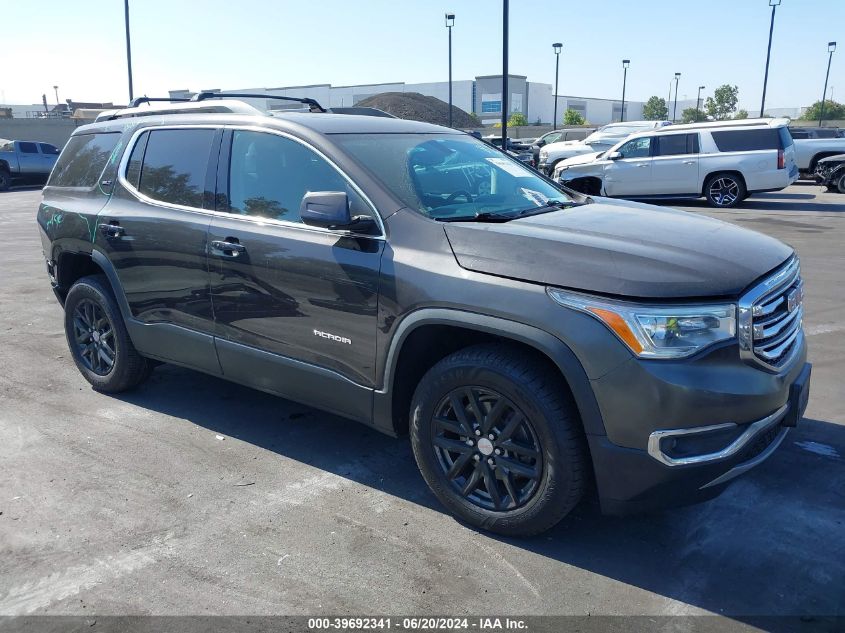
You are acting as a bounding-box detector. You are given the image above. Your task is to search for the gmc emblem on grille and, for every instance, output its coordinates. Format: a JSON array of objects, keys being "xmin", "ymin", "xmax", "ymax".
[{"xmin": 787, "ymin": 288, "xmax": 801, "ymax": 313}]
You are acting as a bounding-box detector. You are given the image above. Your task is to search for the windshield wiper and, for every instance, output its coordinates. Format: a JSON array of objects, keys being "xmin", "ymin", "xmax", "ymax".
[{"xmin": 435, "ymin": 211, "xmax": 517, "ymax": 223}]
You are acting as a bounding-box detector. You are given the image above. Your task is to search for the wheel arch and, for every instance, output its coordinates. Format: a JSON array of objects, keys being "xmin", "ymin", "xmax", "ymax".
[
  {"xmin": 701, "ymin": 170, "xmax": 747, "ymax": 197},
  {"xmin": 372, "ymin": 309, "xmax": 606, "ymax": 440},
  {"xmin": 809, "ymin": 151, "xmax": 842, "ymax": 172},
  {"xmin": 56, "ymin": 249, "xmax": 132, "ymax": 322}
]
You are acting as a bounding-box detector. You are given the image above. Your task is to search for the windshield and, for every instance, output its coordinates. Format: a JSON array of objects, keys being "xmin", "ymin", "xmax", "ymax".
[{"xmin": 333, "ymin": 133, "xmax": 574, "ymax": 221}]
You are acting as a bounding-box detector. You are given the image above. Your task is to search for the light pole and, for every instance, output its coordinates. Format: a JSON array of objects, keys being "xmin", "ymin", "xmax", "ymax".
[
  {"xmin": 124, "ymin": 0, "xmax": 134, "ymax": 102},
  {"xmin": 819, "ymin": 41, "xmax": 837, "ymax": 126},
  {"xmin": 53, "ymin": 85, "xmax": 60, "ymax": 105},
  {"xmin": 501, "ymin": 0, "xmax": 509, "ymax": 149},
  {"xmin": 620, "ymin": 59, "xmax": 630, "ymax": 122},
  {"xmin": 445, "ymin": 13, "xmax": 455, "ymax": 128},
  {"xmin": 552, "ymin": 43, "xmax": 562, "ymax": 129},
  {"xmin": 667, "ymin": 80, "xmax": 673, "ymax": 119},
  {"xmin": 673, "ymin": 72, "xmax": 681, "ymax": 122},
  {"xmin": 696, "ymin": 85, "xmax": 705, "ymax": 121},
  {"xmin": 760, "ymin": 0, "xmax": 781, "ymax": 117}
]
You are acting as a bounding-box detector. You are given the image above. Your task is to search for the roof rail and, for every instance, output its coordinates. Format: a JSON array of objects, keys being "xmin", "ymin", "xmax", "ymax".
[
  {"xmin": 192, "ymin": 91, "xmax": 326, "ymax": 113},
  {"xmin": 129, "ymin": 96, "xmax": 191, "ymax": 108},
  {"xmin": 95, "ymin": 99, "xmax": 262, "ymax": 122}
]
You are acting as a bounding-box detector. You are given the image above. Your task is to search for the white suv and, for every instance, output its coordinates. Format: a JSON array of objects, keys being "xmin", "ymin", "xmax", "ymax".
[
  {"xmin": 538, "ymin": 120, "xmax": 671, "ymax": 175},
  {"xmin": 553, "ymin": 118, "xmax": 798, "ymax": 208}
]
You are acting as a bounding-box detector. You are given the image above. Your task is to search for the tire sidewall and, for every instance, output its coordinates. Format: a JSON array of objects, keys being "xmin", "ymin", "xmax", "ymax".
[
  {"xmin": 0, "ymin": 170, "xmax": 10, "ymax": 191},
  {"xmin": 411, "ymin": 360, "xmax": 570, "ymax": 534},
  {"xmin": 64, "ymin": 278, "xmax": 128, "ymax": 391},
  {"xmin": 836, "ymin": 172, "xmax": 845, "ymax": 194}
]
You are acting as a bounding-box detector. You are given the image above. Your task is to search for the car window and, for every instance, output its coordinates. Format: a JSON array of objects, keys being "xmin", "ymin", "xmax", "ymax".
[
  {"xmin": 656, "ymin": 133, "xmax": 698, "ymax": 156},
  {"xmin": 39, "ymin": 143, "xmax": 60, "ymax": 155},
  {"xmin": 787, "ymin": 129, "xmax": 808, "ymax": 139},
  {"xmin": 543, "ymin": 132, "xmax": 562, "ymax": 144},
  {"xmin": 137, "ymin": 129, "xmax": 215, "ymax": 208},
  {"xmin": 228, "ymin": 130, "xmax": 372, "ymax": 223},
  {"xmin": 19, "ymin": 142, "xmax": 38, "ymax": 154},
  {"xmin": 125, "ymin": 131, "xmax": 149, "ymax": 189},
  {"xmin": 47, "ymin": 133, "xmax": 121, "ymax": 188},
  {"xmin": 617, "ymin": 137, "xmax": 652, "ymax": 158},
  {"xmin": 711, "ymin": 128, "xmax": 784, "ymax": 152}
]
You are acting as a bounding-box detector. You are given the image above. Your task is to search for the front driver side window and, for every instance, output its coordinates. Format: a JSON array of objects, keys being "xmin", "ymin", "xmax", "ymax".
[
  {"xmin": 228, "ymin": 130, "xmax": 372, "ymax": 223},
  {"xmin": 617, "ymin": 137, "xmax": 652, "ymax": 159}
]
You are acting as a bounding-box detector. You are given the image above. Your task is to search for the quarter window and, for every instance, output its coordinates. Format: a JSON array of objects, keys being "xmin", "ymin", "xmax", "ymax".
[
  {"xmin": 711, "ymin": 128, "xmax": 784, "ymax": 152},
  {"xmin": 227, "ymin": 130, "xmax": 371, "ymax": 223},
  {"xmin": 47, "ymin": 133, "xmax": 121, "ymax": 188},
  {"xmin": 137, "ymin": 129, "xmax": 215, "ymax": 208},
  {"xmin": 617, "ymin": 137, "xmax": 652, "ymax": 158}
]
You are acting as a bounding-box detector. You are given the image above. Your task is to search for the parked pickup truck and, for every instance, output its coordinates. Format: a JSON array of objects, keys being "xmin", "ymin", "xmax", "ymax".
[
  {"xmin": 788, "ymin": 128, "xmax": 845, "ymax": 177},
  {"xmin": 0, "ymin": 139, "xmax": 61, "ymax": 191}
]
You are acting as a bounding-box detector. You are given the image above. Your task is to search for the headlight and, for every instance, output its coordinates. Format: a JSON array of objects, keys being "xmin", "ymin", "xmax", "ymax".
[
  {"xmin": 539, "ymin": 149, "xmax": 548, "ymax": 160},
  {"xmin": 547, "ymin": 288, "xmax": 736, "ymax": 359}
]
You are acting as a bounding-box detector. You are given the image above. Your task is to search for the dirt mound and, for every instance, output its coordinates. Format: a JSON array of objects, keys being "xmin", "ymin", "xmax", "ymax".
[{"xmin": 355, "ymin": 92, "xmax": 476, "ymax": 128}]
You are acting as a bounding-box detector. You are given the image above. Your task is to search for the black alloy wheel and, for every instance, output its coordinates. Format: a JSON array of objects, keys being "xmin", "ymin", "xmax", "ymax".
[
  {"xmin": 432, "ymin": 386, "xmax": 543, "ymax": 511},
  {"xmin": 72, "ymin": 298, "xmax": 116, "ymax": 375}
]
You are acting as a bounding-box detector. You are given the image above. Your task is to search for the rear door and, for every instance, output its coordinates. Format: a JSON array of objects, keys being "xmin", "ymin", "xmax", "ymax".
[
  {"xmin": 97, "ymin": 126, "xmax": 221, "ymax": 374},
  {"xmin": 208, "ymin": 128, "xmax": 384, "ymax": 420},
  {"xmin": 603, "ymin": 136, "xmax": 653, "ymax": 196},
  {"xmin": 651, "ymin": 133, "xmax": 700, "ymax": 195}
]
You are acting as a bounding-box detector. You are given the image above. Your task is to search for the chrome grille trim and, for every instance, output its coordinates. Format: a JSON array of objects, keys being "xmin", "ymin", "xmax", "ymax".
[{"xmin": 738, "ymin": 257, "xmax": 804, "ymax": 372}]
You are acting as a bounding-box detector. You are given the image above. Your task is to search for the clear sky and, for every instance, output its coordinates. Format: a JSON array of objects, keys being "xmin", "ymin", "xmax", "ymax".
[{"xmin": 3, "ymin": 0, "xmax": 843, "ymax": 112}]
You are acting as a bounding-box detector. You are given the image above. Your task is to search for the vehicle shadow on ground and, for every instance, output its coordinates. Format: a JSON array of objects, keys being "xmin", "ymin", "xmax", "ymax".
[
  {"xmin": 115, "ymin": 365, "xmax": 845, "ymax": 622},
  {"xmin": 653, "ymin": 190, "xmax": 845, "ymax": 213}
]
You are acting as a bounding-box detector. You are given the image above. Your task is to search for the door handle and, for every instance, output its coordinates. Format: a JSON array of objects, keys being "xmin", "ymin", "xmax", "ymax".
[
  {"xmin": 637, "ymin": 163, "xmax": 649, "ymax": 168},
  {"xmin": 683, "ymin": 160, "xmax": 696, "ymax": 165},
  {"xmin": 98, "ymin": 222, "xmax": 124, "ymax": 238},
  {"xmin": 211, "ymin": 239, "xmax": 246, "ymax": 257}
]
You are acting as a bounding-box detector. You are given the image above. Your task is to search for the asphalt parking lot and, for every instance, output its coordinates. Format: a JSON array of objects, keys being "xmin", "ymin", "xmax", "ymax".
[{"xmin": 0, "ymin": 184, "xmax": 843, "ymax": 625}]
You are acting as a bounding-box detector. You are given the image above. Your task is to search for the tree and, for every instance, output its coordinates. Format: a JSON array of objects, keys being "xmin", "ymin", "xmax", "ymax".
[
  {"xmin": 643, "ymin": 96, "xmax": 669, "ymax": 121},
  {"xmin": 801, "ymin": 99, "xmax": 845, "ymax": 122},
  {"xmin": 734, "ymin": 109, "xmax": 749, "ymax": 120},
  {"xmin": 704, "ymin": 85, "xmax": 739, "ymax": 120},
  {"xmin": 563, "ymin": 108, "xmax": 585, "ymax": 125},
  {"xmin": 508, "ymin": 112, "xmax": 528, "ymax": 127},
  {"xmin": 681, "ymin": 107, "xmax": 707, "ymax": 123}
]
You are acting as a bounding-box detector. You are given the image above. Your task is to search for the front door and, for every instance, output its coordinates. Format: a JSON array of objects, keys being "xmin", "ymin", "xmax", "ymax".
[
  {"xmin": 603, "ymin": 136, "xmax": 654, "ymax": 197},
  {"xmin": 97, "ymin": 126, "xmax": 221, "ymax": 374},
  {"xmin": 651, "ymin": 133, "xmax": 700, "ymax": 195},
  {"xmin": 208, "ymin": 129, "xmax": 384, "ymax": 420}
]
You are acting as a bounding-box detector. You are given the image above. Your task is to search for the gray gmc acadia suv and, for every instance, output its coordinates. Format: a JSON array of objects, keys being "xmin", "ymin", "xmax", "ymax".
[{"xmin": 37, "ymin": 95, "xmax": 811, "ymax": 536}]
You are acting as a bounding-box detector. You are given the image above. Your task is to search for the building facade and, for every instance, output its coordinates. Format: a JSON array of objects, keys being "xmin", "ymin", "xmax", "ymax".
[{"xmin": 169, "ymin": 75, "xmax": 648, "ymax": 126}]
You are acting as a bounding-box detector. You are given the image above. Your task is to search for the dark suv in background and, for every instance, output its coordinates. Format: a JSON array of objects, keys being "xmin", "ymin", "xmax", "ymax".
[{"xmin": 37, "ymin": 95, "xmax": 811, "ymax": 535}]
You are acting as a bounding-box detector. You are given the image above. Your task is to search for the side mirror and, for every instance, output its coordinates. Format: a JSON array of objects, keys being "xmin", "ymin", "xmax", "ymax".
[
  {"xmin": 607, "ymin": 151, "xmax": 622, "ymax": 160},
  {"xmin": 300, "ymin": 191, "xmax": 376, "ymax": 233}
]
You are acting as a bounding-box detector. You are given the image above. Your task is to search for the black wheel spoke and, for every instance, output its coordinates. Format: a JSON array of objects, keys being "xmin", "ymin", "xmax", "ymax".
[
  {"xmin": 497, "ymin": 456, "xmax": 538, "ymax": 480},
  {"xmin": 480, "ymin": 398, "xmax": 507, "ymax": 434},
  {"xmin": 481, "ymin": 462, "xmax": 503, "ymax": 510},
  {"xmin": 502, "ymin": 471, "xmax": 519, "ymax": 508},
  {"xmin": 499, "ymin": 439, "xmax": 540, "ymax": 460},
  {"xmin": 72, "ymin": 299, "xmax": 116, "ymax": 376},
  {"xmin": 465, "ymin": 387, "xmax": 485, "ymax": 426},
  {"xmin": 498, "ymin": 411, "xmax": 524, "ymax": 442},
  {"xmin": 433, "ymin": 435, "xmax": 473, "ymax": 455},
  {"xmin": 445, "ymin": 452, "xmax": 473, "ymax": 480},
  {"xmin": 449, "ymin": 393, "xmax": 475, "ymax": 437},
  {"xmin": 460, "ymin": 464, "xmax": 483, "ymax": 497},
  {"xmin": 434, "ymin": 416, "xmax": 463, "ymax": 436}
]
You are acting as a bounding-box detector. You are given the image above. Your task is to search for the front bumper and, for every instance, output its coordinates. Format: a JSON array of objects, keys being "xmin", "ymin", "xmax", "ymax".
[{"xmin": 587, "ymin": 342, "xmax": 810, "ymax": 515}]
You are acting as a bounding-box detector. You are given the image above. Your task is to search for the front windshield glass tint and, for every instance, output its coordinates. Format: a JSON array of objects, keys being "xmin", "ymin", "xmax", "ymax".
[{"xmin": 333, "ymin": 134, "xmax": 571, "ymax": 220}]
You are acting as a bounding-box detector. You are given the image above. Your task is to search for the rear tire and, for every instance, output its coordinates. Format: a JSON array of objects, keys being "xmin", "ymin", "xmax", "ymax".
[
  {"xmin": 704, "ymin": 172, "xmax": 746, "ymax": 208},
  {"xmin": 64, "ymin": 275, "xmax": 151, "ymax": 392},
  {"xmin": 410, "ymin": 344, "xmax": 587, "ymax": 536},
  {"xmin": 836, "ymin": 172, "xmax": 845, "ymax": 194},
  {"xmin": 0, "ymin": 169, "xmax": 10, "ymax": 192}
]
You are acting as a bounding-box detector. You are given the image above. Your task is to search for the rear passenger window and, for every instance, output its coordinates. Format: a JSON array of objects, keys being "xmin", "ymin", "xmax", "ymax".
[
  {"xmin": 656, "ymin": 133, "xmax": 698, "ymax": 156},
  {"xmin": 137, "ymin": 129, "xmax": 215, "ymax": 208},
  {"xmin": 125, "ymin": 132, "xmax": 149, "ymax": 189},
  {"xmin": 39, "ymin": 143, "xmax": 60, "ymax": 155},
  {"xmin": 711, "ymin": 129, "xmax": 783, "ymax": 152},
  {"xmin": 47, "ymin": 133, "xmax": 121, "ymax": 188},
  {"xmin": 228, "ymin": 130, "xmax": 372, "ymax": 223},
  {"xmin": 19, "ymin": 142, "xmax": 39, "ymax": 153}
]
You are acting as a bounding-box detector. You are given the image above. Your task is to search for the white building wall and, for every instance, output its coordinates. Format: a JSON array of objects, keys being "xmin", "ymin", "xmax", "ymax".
[{"xmin": 527, "ymin": 83, "xmax": 553, "ymax": 124}]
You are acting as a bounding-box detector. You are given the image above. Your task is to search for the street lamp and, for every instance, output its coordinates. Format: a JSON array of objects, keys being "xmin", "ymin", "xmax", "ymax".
[
  {"xmin": 819, "ymin": 41, "xmax": 837, "ymax": 126},
  {"xmin": 696, "ymin": 85, "xmax": 705, "ymax": 121},
  {"xmin": 501, "ymin": 0, "xmax": 509, "ymax": 149},
  {"xmin": 53, "ymin": 85, "xmax": 60, "ymax": 106},
  {"xmin": 620, "ymin": 59, "xmax": 630, "ymax": 122},
  {"xmin": 673, "ymin": 72, "xmax": 681, "ymax": 122},
  {"xmin": 760, "ymin": 0, "xmax": 781, "ymax": 117},
  {"xmin": 124, "ymin": 0, "xmax": 134, "ymax": 102},
  {"xmin": 552, "ymin": 43, "xmax": 563, "ymax": 130},
  {"xmin": 445, "ymin": 13, "xmax": 455, "ymax": 128}
]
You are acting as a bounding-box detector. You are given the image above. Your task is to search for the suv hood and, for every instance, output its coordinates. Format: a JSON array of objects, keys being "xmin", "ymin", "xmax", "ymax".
[
  {"xmin": 443, "ymin": 198, "xmax": 794, "ymax": 299},
  {"xmin": 560, "ymin": 151, "xmax": 604, "ymax": 167}
]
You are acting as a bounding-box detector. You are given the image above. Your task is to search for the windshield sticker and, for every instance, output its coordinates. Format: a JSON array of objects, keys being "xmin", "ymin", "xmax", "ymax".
[
  {"xmin": 519, "ymin": 188, "xmax": 549, "ymax": 206},
  {"xmin": 485, "ymin": 156, "xmax": 527, "ymax": 177}
]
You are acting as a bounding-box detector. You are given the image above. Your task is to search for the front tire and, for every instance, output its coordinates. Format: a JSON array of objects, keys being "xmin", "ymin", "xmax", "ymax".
[
  {"xmin": 835, "ymin": 172, "xmax": 845, "ymax": 194},
  {"xmin": 704, "ymin": 172, "xmax": 746, "ymax": 208},
  {"xmin": 64, "ymin": 275, "xmax": 151, "ymax": 392},
  {"xmin": 410, "ymin": 344, "xmax": 587, "ymax": 536},
  {"xmin": 0, "ymin": 169, "xmax": 10, "ymax": 192}
]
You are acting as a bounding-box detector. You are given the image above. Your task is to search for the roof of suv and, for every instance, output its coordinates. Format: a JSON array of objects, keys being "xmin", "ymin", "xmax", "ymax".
[{"xmin": 654, "ymin": 117, "xmax": 790, "ymax": 133}]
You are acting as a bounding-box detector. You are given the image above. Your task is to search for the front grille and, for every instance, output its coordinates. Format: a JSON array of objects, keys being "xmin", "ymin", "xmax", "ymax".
[{"xmin": 738, "ymin": 258, "xmax": 804, "ymax": 371}]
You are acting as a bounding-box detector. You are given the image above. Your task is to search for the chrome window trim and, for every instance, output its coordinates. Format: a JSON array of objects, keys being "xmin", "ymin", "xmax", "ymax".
[
  {"xmin": 116, "ymin": 124, "xmax": 386, "ymax": 241},
  {"xmin": 647, "ymin": 404, "xmax": 788, "ymax": 467},
  {"xmin": 737, "ymin": 256, "xmax": 802, "ymax": 372}
]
